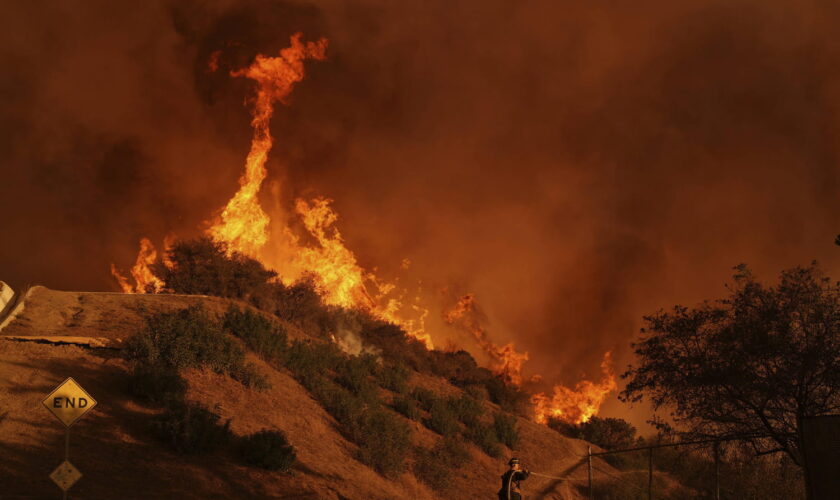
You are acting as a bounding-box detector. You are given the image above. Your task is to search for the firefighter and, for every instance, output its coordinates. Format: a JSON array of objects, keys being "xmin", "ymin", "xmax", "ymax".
[{"xmin": 497, "ymin": 457, "xmax": 530, "ymax": 500}]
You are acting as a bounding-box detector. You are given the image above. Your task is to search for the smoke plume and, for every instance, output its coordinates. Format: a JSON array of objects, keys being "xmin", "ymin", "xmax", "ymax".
[{"xmin": 2, "ymin": 0, "xmax": 839, "ymax": 425}]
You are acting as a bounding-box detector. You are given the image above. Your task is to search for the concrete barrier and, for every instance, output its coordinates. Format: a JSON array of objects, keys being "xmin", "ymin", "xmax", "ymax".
[{"xmin": 0, "ymin": 281, "xmax": 13, "ymax": 313}]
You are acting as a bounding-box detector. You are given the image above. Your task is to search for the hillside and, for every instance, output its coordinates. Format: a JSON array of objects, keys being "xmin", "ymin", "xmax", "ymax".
[{"xmin": 0, "ymin": 286, "xmax": 611, "ymax": 499}]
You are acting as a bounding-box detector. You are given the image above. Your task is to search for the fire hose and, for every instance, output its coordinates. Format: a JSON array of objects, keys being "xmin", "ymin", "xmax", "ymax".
[{"xmin": 528, "ymin": 471, "xmax": 570, "ymax": 481}]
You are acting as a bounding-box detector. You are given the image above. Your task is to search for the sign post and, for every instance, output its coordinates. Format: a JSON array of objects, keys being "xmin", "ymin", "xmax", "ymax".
[{"xmin": 42, "ymin": 377, "xmax": 97, "ymax": 499}]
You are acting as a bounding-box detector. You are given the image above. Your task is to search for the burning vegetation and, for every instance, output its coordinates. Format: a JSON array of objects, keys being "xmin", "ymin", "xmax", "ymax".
[{"xmin": 110, "ymin": 33, "xmax": 615, "ymax": 426}]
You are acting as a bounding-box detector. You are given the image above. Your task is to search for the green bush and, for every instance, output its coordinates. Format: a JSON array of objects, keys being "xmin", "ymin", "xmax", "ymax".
[
  {"xmin": 358, "ymin": 319, "xmax": 433, "ymax": 373},
  {"xmin": 448, "ymin": 394, "xmax": 484, "ymax": 427},
  {"xmin": 424, "ymin": 399, "xmax": 460, "ymax": 436},
  {"xmin": 126, "ymin": 305, "xmax": 245, "ymax": 375},
  {"xmin": 316, "ymin": 381, "xmax": 368, "ymax": 437},
  {"xmin": 483, "ymin": 376, "xmax": 530, "ymax": 415},
  {"xmin": 413, "ymin": 436, "xmax": 471, "ymax": 491},
  {"xmin": 271, "ymin": 277, "xmax": 335, "ymax": 338},
  {"xmin": 465, "ymin": 384, "xmax": 489, "ymax": 401},
  {"xmin": 548, "ymin": 416, "xmax": 638, "ymax": 451},
  {"xmin": 284, "ymin": 340, "xmax": 343, "ymax": 381},
  {"xmin": 223, "ymin": 307, "xmax": 288, "ymax": 362},
  {"xmin": 493, "ymin": 412, "xmax": 519, "ymax": 449},
  {"xmin": 239, "ymin": 430, "xmax": 296, "ymax": 471},
  {"xmin": 128, "ymin": 363, "xmax": 187, "ymax": 406},
  {"xmin": 466, "ymin": 422, "xmax": 502, "ymax": 458},
  {"xmin": 151, "ymin": 402, "xmax": 232, "ymax": 454},
  {"xmin": 356, "ymin": 409, "xmax": 412, "ymax": 477},
  {"xmin": 296, "ymin": 371, "xmax": 410, "ymax": 476},
  {"xmin": 377, "ymin": 361, "xmax": 410, "ymax": 394},
  {"xmin": 413, "ymin": 447, "xmax": 451, "ymax": 491},
  {"xmin": 154, "ymin": 237, "xmax": 276, "ymax": 302},
  {"xmin": 411, "ymin": 387, "xmax": 438, "ymax": 411},
  {"xmin": 336, "ymin": 354, "xmax": 379, "ymax": 401},
  {"xmin": 232, "ymin": 361, "xmax": 271, "ymax": 390},
  {"xmin": 392, "ymin": 395, "xmax": 421, "ymax": 421}
]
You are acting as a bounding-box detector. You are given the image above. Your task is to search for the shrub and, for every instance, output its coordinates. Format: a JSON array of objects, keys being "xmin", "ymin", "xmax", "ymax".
[
  {"xmin": 466, "ymin": 422, "xmax": 502, "ymax": 458},
  {"xmin": 411, "ymin": 387, "xmax": 438, "ymax": 411},
  {"xmin": 296, "ymin": 371, "xmax": 410, "ymax": 477},
  {"xmin": 223, "ymin": 307, "xmax": 288, "ymax": 362},
  {"xmin": 424, "ymin": 399, "xmax": 460, "ymax": 436},
  {"xmin": 413, "ymin": 446, "xmax": 452, "ymax": 491},
  {"xmin": 126, "ymin": 305, "xmax": 245, "ymax": 375},
  {"xmin": 151, "ymin": 402, "xmax": 232, "ymax": 454},
  {"xmin": 284, "ymin": 340, "xmax": 343, "ymax": 381},
  {"xmin": 493, "ymin": 412, "xmax": 519, "ymax": 449},
  {"xmin": 439, "ymin": 435, "xmax": 471, "ymax": 465},
  {"xmin": 155, "ymin": 237, "xmax": 276, "ymax": 302},
  {"xmin": 128, "ymin": 363, "xmax": 187, "ymax": 406},
  {"xmin": 356, "ymin": 409, "xmax": 412, "ymax": 477},
  {"xmin": 582, "ymin": 417, "xmax": 638, "ymax": 451},
  {"xmin": 414, "ymin": 436, "xmax": 471, "ymax": 490},
  {"xmin": 448, "ymin": 394, "xmax": 484, "ymax": 427},
  {"xmin": 483, "ymin": 376, "xmax": 530, "ymax": 415},
  {"xmin": 547, "ymin": 417, "xmax": 581, "ymax": 440},
  {"xmin": 465, "ymin": 384, "xmax": 489, "ymax": 401},
  {"xmin": 316, "ymin": 381, "xmax": 368, "ymax": 437},
  {"xmin": 548, "ymin": 416, "xmax": 637, "ymax": 451},
  {"xmin": 430, "ymin": 350, "xmax": 483, "ymax": 383},
  {"xmin": 357, "ymin": 319, "xmax": 431, "ymax": 372},
  {"xmin": 239, "ymin": 430, "xmax": 296, "ymax": 471},
  {"xmin": 232, "ymin": 361, "xmax": 271, "ymax": 390},
  {"xmin": 376, "ymin": 361, "xmax": 410, "ymax": 394},
  {"xmin": 392, "ymin": 395, "xmax": 421, "ymax": 421},
  {"xmin": 336, "ymin": 354, "xmax": 379, "ymax": 401},
  {"xmin": 271, "ymin": 277, "xmax": 334, "ymax": 338}
]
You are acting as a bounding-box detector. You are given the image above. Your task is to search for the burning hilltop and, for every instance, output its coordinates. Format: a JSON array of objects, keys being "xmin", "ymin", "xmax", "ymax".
[{"xmin": 111, "ymin": 33, "xmax": 615, "ymax": 426}]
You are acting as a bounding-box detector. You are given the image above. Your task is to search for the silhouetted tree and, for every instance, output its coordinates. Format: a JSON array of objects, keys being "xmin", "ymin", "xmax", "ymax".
[
  {"xmin": 154, "ymin": 237, "xmax": 276, "ymax": 303},
  {"xmin": 621, "ymin": 263, "xmax": 840, "ymax": 467},
  {"xmin": 549, "ymin": 416, "xmax": 638, "ymax": 450}
]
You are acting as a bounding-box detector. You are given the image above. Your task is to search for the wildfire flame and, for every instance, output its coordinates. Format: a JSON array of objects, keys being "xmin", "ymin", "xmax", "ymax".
[
  {"xmin": 531, "ymin": 351, "xmax": 617, "ymax": 425},
  {"xmin": 207, "ymin": 33, "xmax": 328, "ymax": 257},
  {"xmin": 201, "ymin": 34, "xmax": 432, "ymax": 348},
  {"xmin": 111, "ymin": 33, "xmax": 614, "ymax": 424},
  {"xmin": 110, "ymin": 237, "xmax": 165, "ymax": 294},
  {"xmin": 444, "ymin": 293, "xmax": 529, "ymax": 385}
]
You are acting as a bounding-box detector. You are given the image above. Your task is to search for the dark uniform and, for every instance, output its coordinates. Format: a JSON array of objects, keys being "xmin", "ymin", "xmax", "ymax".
[{"xmin": 497, "ymin": 468, "xmax": 530, "ymax": 500}]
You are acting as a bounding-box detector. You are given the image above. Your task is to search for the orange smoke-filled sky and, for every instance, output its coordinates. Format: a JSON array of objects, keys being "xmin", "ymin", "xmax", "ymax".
[{"xmin": 1, "ymin": 0, "xmax": 839, "ymax": 426}]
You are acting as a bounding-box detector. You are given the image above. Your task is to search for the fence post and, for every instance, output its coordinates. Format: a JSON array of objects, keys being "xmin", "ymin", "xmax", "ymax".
[
  {"xmin": 648, "ymin": 446, "xmax": 653, "ymax": 500},
  {"xmin": 588, "ymin": 445, "xmax": 593, "ymax": 500},
  {"xmin": 714, "ymin": 441, "xmax": 720, "ymax": 500}
]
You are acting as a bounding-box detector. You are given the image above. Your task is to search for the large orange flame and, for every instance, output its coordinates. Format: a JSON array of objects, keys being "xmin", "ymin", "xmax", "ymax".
[
  {"xmin": 531, "ymin": 351, "xmax": 617, "ymax": 424},
  {"xmin": 207, "ymin": 33, "xmax": 328, "ymax": 257}
]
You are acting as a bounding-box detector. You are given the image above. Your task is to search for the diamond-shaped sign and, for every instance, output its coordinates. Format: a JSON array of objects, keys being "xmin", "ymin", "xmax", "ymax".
[
  {"xmin": 50, "ymin": 460, "xmax": 82, "ymax": 491},
  {"xmin": 42, "ymin": 377, "xmax": 97, "ymax": 427}
]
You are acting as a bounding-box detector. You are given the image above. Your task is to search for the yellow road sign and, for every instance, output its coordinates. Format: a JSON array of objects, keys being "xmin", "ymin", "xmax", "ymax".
[
  {"xmin": 42, "ymin": 377, "xmax": 97, "ymax": 427},
  {"xmin": 50, "ymin": 460, "xmax": 82, "ymax": 491}
]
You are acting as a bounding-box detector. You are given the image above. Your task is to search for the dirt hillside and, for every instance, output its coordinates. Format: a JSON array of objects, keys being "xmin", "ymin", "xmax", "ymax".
[{"xmin": 0, "ymin": 287, "xmax": 611, "ymax": 499}]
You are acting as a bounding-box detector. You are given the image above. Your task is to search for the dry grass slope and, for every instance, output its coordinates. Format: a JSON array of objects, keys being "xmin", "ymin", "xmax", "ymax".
[{"xmin": 0, "ymin": 287, "xmax": 611, "ymax": 499}]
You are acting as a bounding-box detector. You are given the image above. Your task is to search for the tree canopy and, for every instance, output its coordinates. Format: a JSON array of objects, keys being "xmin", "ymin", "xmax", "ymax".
[{"xmin": 621, "ymin": 263, "xmax": 840, "ymax": 466}]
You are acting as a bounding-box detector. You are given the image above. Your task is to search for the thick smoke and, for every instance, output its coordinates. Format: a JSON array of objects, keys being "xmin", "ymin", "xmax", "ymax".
[{"xmin": 2, "ymin": 0, "xmax": 839, "ymax": 425}]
